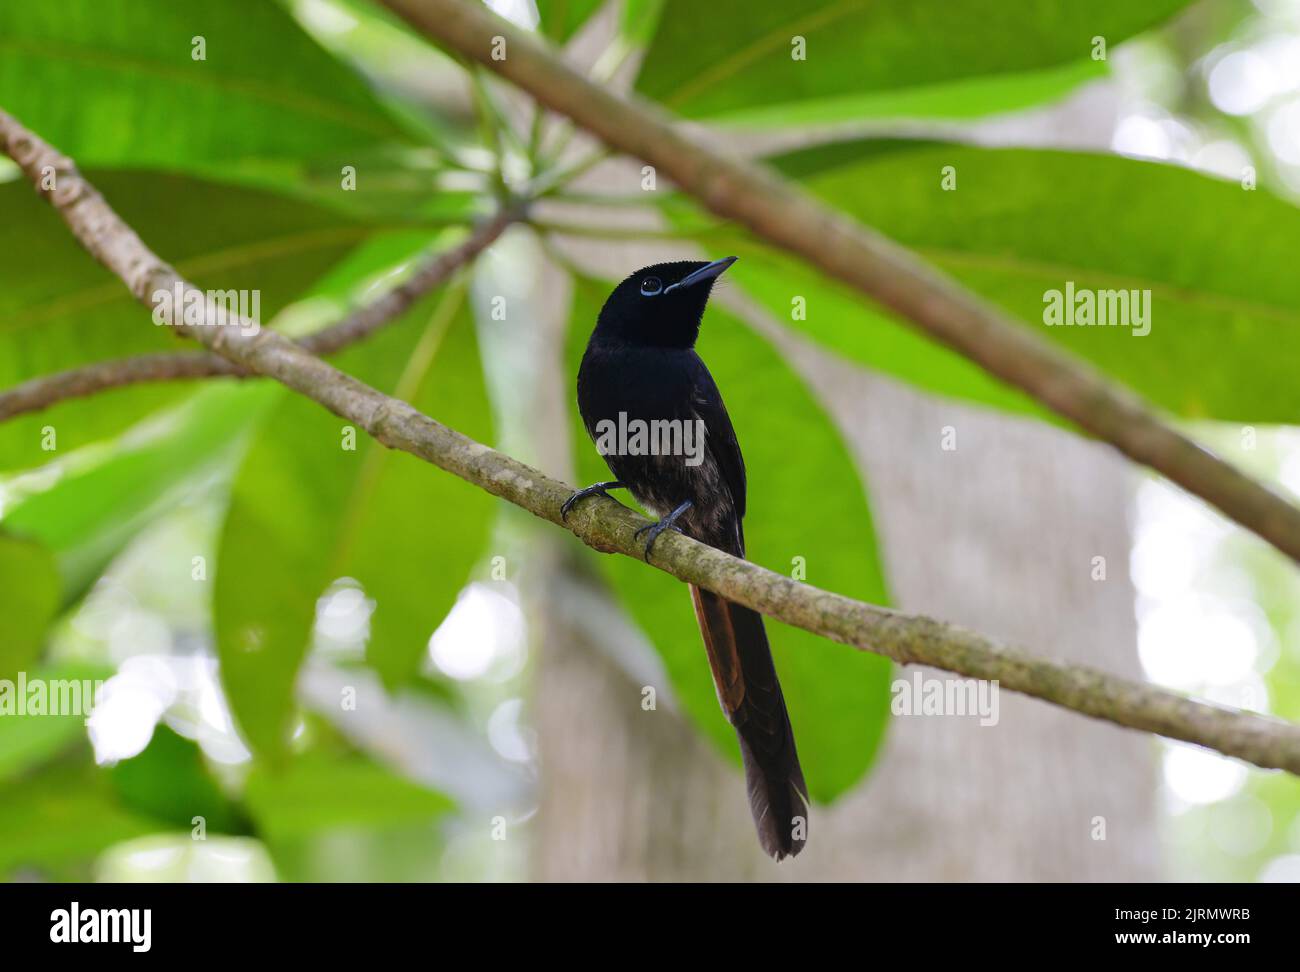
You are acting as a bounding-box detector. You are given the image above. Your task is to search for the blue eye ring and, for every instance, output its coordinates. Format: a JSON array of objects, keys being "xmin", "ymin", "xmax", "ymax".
[{"xmin": 640, "ymin": 276, "xmax": 663, "ymax": 296}]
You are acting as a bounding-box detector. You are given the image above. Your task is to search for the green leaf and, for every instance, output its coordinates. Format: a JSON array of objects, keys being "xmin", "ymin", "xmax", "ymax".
[
  {"xmin": 785, "ymin": 142, "xmax": 1300, "ymax": 423},
  {"xmin": 243, "ymin": 752, "xmax": 453, "ymax": 842},
  {"xmin": 620, "ymin": 0, "xmax": 666, "ymax": 45},
  {"xmin": 0, "ymin": 0, "xmax": 412, "ymax": 184},
  {"xmin": 536, "ymin": 0, "xmax": 605, "ymax": 43},
  {"xmin": 2, "ymin": 382, "xmax": 276, "ymax": 607},
  {"xmin": 0, "ymin": 664, "xmax": 110, "ymax": 782},
  {"xmin": 709, "ymin": 235, "xmax": 1042, "ymax": 419},
  {"xmin": 215, "ymin": 284, "xmax": 496, "ymax": 760},
  {"xmin": 0, "ymin": 760, "xmax": 160, "ymax": 878},
  {"xmin": 566, "ymin": 279, "xmax": 893, "ymax": 802},
  {"xmin": 635, "ymin": 0, "xmax": 1193, "ymax": 121},
  {"xmin": 110, "ymin": 724, "xmax": 248, "ymax": 834},
  {"xmin": 696, "ymin": 59, "xmax": 1103, "ymax": 128},
  {"xmin": 288, "ymin": 0, "xmax": 474, "ymax": 154},
  {"xmin": 0, "ymin": 534, "xmax": 60, "ymax": 678},
  {"xmin": 757, "ymin": 141, "xmax": 1300, "ymax": 423},
  {"xmin": 0, "ymin": 170, "xmax": 372, "ymax": 470}
]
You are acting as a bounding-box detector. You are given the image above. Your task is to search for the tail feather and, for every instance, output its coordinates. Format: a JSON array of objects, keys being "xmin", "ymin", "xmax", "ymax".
[{"xmin": 690, "ymin": 583, "xmax": 808, "ymax": 860}]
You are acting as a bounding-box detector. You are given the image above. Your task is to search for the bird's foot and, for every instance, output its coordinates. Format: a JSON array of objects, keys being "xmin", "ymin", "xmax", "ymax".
[
  {"xmin": 561, "ymin": 480, "xmax": 625, "ymax": 521},
  {"xmin": 634, "ymin": 499, "xmax": 693, "ymax": 560}
]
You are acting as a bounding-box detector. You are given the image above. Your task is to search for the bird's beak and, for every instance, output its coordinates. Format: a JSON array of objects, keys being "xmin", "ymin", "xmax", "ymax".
[{"xmin": 663, "ymin": 256, "xmax": 737, "ymax": 293}]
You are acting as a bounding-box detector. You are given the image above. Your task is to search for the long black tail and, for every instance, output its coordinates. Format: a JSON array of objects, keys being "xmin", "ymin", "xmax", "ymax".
[{"xmin": 690, "ymin": 584, "xmax": 808, "ymax": 860}]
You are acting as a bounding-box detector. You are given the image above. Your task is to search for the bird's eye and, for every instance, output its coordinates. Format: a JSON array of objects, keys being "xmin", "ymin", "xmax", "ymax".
[{"xmin": 640, "ymin": 276, "xmax": 663, "ymax": 296}]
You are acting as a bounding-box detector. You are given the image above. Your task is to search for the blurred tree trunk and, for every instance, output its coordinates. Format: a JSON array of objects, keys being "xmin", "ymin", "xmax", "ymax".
[{"xmin": 528, "ymin": 285, "xmax": 1159, "ymax": 879}]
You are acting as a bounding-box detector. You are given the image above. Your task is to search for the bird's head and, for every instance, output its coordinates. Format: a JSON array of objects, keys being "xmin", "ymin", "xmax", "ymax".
[{"xmin": 595, "ymin": 257, "xmax": 737, "ymax": 348}]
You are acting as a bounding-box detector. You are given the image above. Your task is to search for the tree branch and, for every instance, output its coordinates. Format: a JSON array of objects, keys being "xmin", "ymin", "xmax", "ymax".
[
  {"xmin": 4, "ymin": 108, "xmax": 1300, "ymax": 777},
  {"xmin": 0, "ymin": 204, "xmax": 521, "ymax": 421},
  {"xmin": 375, "ymin": 0, "xmax": 1300, "ymax": 568}
]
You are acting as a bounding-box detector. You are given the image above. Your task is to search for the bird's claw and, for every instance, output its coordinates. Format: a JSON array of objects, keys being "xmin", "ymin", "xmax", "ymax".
[
  {"xmin": 634, "ymin": 520, "xmax": 684, "ymax": 559},
  {"xmin": 634, "ymin": 499, "xmax": 693, "ymax": 560},
  {"xmin": 561, "ymin": 481, "xmax": 624, "ymax": 521}
]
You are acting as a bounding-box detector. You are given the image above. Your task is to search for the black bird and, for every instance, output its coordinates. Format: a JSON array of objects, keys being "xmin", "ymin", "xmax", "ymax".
[{"xmin": 565, "ymin": 258, "xmax": 808, "ymax": 860}]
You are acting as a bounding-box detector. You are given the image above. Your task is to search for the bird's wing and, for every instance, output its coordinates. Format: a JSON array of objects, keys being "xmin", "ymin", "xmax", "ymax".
[{"xmin": 688, "ymin": 353, "xmax": 747, "ymax": 528}]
